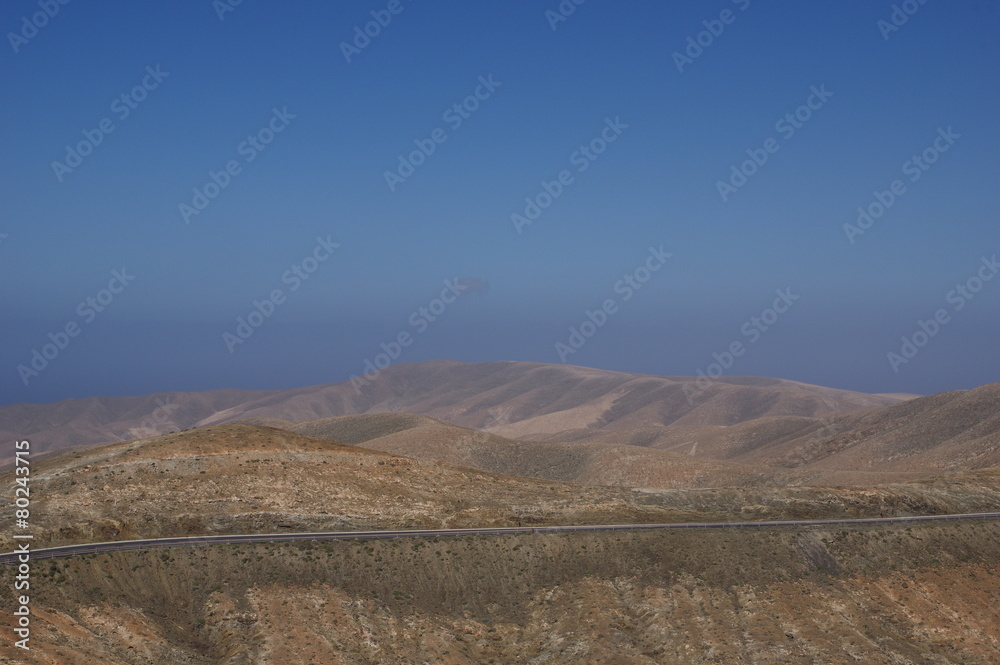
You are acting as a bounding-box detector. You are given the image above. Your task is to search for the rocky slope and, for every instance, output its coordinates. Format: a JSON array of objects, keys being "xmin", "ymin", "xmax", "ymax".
[{"xmin": 3, "ymin": 521, "xmax": 999, "ymax": 664}]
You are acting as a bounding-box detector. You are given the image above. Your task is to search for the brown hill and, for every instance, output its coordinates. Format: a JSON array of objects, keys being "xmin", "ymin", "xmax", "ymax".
[
  {"xmin": 563, "ymin": 383, "xmax": 1000, "ymax": 474},
  {"xmin": 0, "ymin": 388, "xmax": 280, "ymax": 461},
  {"xmin": 5, "ymin": 524, "xmax": 1000, "ymax": 664},
  {"xmin": 277, "ymin": 413, "xmax": 934, "ymax": 490},
  {"xmin": 524, "ymin": 383, "xmax": 1000, "ymax": 476},
  {"xmin": 2, "ymin": 418, "xmax": 1000, "ymax": 664},
  {"xmin": 13, "ymin": 423, "xmax": 688, "ymax": 548},
  {"xmin": 736, "ymin": 382, "xmax": 1000, "ymax": 472},
  {"xmin": 0, "ymin": 360, "xmax": 911, "ymax": 464},
  {"xmin": 9, "ymin": 422, "xmax": 1000, "ymax": 552}
]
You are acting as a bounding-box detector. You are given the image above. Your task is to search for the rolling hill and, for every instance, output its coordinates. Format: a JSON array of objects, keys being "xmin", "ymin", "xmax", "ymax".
[
  {"xmin": 0, "ymin": 360, "xmax": 912, "ymax": 465},
  {"xmin": 258, "ymin": 413, "xmax": 934, "ymax": 489},
  {"xmin": 3, "ymin": 421, "xmax": 1000, "ymax": 664},
  {"xmin": 10, "ymin": 422, "xmax": 1000, "ymax": 550},
  {"xmin": 553, "ymin": 383, "xmax": 1000, "ymax": 474}
]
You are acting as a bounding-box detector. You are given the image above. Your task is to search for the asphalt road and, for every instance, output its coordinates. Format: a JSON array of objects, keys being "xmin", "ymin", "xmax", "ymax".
[{"xmin": 4, "ymin": 512, "xmax": 1000, "ymax": 565}]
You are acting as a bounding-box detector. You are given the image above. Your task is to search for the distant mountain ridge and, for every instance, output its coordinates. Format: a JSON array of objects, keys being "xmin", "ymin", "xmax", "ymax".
[{"xmin": 0, "ymin": 360, "xmax": 913, "ymax": 463}]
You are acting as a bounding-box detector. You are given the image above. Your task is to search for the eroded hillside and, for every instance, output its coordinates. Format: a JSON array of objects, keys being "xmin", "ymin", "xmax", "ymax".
[
  {"xmin": 0, "ymin": 360, "xmax": 914, "ymax": 463},
  {"xmin": 8, "ymin": 423, "xmax": 1000, "ymax": 549},
  {"xmin": 2, "ymin": 521, "xmax": 998, "ymax": 664}
]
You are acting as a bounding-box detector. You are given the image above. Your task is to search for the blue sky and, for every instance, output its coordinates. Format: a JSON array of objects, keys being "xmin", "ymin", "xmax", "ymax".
[{"xmin": 1, "ymin": 0, "xmax": 998, "ymax": 405}]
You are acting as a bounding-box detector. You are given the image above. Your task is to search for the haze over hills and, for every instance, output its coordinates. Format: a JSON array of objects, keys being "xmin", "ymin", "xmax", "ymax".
[
  {"xmin": 5, "ymin": 360, "xmax": 998, "ymax": 494},
  {"xmin": 0, "ymin": 360, "xmax": 913, "ymax": 463}
]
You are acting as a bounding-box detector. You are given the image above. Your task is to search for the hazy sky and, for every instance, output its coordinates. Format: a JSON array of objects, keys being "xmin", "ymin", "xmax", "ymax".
[{"xmin": 2, "ymin": 0, "xmax": 998, "ymax": 406}]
